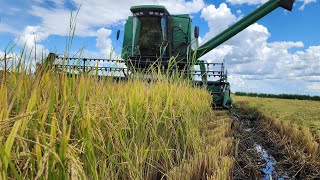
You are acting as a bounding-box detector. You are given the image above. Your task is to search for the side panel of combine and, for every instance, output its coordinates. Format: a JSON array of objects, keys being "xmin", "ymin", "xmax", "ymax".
[
  {"xmin": 206, "ymin": 83, "xmax": 232, "ymax": 108},
  {"xmin": 121, "ymin": 16, "xmax": 133, "ymax": 60},
  {"xmin": 170, "ymin": 15, "xmax": 192, "ymax": 59},
  {"xmin": 223, "ymin": 85, "xmax": 232, "ymax": 108}
]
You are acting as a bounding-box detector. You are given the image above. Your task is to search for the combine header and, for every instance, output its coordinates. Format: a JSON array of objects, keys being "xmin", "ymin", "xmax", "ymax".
[{"xmin": 47, "ymin": 0, "xmax": 295, "ymax": 109}]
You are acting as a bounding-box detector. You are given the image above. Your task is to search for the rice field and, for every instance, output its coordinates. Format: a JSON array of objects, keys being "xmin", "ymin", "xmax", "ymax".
[{"xmin": 0, "ymin": 66, "xmax": 234, "ymax": 179}]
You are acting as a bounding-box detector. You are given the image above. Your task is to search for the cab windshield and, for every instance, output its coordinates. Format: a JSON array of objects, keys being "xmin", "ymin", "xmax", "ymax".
[{"xmin": 132, "ymin": 16, "xmax": 167, "ymax": 56}]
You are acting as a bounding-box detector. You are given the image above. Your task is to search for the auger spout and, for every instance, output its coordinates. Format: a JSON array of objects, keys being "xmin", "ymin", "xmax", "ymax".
[{"xmin": 195, "ymin": 0, "xmax": 295, "ymax": 59}]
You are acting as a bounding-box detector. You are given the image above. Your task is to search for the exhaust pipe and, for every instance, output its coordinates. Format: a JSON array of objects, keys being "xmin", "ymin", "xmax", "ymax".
[{"xmin": 279, "ymin": 0, "xmax": 295, "ymax": 11}]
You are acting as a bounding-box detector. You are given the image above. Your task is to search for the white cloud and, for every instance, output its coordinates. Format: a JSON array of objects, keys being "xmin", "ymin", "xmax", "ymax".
[
  {"xmin": 0, "ymin": 51, "xmax": 4, "ymax": 60},
  {"xmin": 29, "ymin": 0, "xmax": 205, "ymax": 37},
  {"xmin": 29, "ymin": 6, "xmax": 86, "ymax": 37},
  {"xmin": 15, "ymin": 26, "xmax": 49, "ymax": 59},
  {"xmin": 0, "ymin": 23, "xmax": 18, "ymax": 34},
  {"xmin": 201, "ymin": 3, "xmax": 237, "ymax": 39},
  {"xmin": 226, "ymin": 0, "xmax": 267, "ymax": 5},
  {"xmin": 299, "ymin": 0, "xmax": 317, "ymax": 10},
  {"xmin": 75, "ymin": 28, "xmax": 118, "ymax": 59},
  {"xmin": 201, "ymin": 45, "xmax": 234, "ymax": 62},
  {"xmin": 31, "ymin": 0, "xmax": 43, "ymax": 3},
  {"xmin": 227, "ymin": 0, "xmax": 316, "ymax": 11},
  {"xmin": 96, "ymin": 28, "xmax": 113, "ymax": 57},
  {"xmin": 156, "ymin": 0, "xmax": 206, "ymax": 14},
  {"xmin": 15, "ymin": 26, "xmax": 49, "ymax": 45},
  {"xmin": 0, "ymin": 51, "xmax": 20, "ymax": 71},
  {"xmin": 200, "ymin": 3, "xmax": 320, "ymax": 95},
  {"xmin": 289, "ymin": 46, "xmax": 320, "ymax": 77},
  {"xmin": 307, "ymin": 83, "xmax": 320, "ymax": 90},
  {"xmin": 0, "ymin": 51, "xmax": 17, "ymax": 59}
]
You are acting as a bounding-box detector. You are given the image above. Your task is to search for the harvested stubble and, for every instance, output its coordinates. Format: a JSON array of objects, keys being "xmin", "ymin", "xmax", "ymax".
[
  {"xmin": 233, "ymin": 95, "xmax": 320, "ymax": 179},
  {"xmin": 233, "ymin": 95, "xmax": 320, "ymax": 157},
  {"xmin": 0, "ymin": 69, "xmax": 234, "ymax": 179}
]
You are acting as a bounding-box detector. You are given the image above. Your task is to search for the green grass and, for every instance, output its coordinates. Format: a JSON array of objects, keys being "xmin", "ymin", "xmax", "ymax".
[
  {"xmin": 0, "ymin": 65, "xmax": 234, "ymax": 179},
  {"xmin": 233, "ymin": 95, "xmax": 320, "ymax": 157}
]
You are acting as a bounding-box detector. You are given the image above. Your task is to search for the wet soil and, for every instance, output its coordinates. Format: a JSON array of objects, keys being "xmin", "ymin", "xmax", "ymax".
[{"xmin": 231, "ymin": 103, "xmax": 320, "ymax": 180}]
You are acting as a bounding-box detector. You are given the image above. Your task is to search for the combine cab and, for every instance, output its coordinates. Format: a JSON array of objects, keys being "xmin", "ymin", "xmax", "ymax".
[
  {"xmin": 47, "ymin": 0, "xmax": 295, "ymax": 109},
  {"xmin": 122, "ymin": 5, "xmax": 195, "ymax": 70}
]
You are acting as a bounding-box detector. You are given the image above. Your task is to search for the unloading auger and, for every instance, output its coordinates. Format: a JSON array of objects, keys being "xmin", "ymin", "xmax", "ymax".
[{"xmin": 46, "ymin": 0, "xmax": 295, "ymax": 109}]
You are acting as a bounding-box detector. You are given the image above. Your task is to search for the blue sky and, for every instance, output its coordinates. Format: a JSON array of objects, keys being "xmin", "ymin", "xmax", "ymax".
[{"xmin": 0, "ymin": 0, "xmax": 319, "ymax": 95}]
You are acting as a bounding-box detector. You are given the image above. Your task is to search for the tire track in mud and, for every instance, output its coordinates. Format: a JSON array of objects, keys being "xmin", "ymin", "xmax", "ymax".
[{"xmin": 231, "ymin": 102, "xmax": 320, "ymax": 180}]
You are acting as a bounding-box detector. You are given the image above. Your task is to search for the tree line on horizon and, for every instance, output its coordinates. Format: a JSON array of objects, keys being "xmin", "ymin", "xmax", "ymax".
[{"xmin": 234, "ymin": 92, "xmax": 320, "ymax": 101}]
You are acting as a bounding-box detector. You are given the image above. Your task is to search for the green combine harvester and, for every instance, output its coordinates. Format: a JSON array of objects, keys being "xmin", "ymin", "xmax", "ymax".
[{"xmin": 47, "ymin": 0, "xmax": 295, "ymax": 109}]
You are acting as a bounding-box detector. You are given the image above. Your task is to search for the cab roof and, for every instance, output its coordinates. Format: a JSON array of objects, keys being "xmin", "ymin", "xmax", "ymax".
[{"xmin": 130, "ymin": 5, "xmax": 170, "ymax": 15}]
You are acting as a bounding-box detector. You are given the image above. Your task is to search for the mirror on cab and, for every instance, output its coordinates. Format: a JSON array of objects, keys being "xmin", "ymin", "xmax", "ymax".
[
  {"xmin": 194, "ymin": 26, "xmax": 199, "ymax": 39},
  {"xmin": 116, "ymin": 30, "xmax": 120, "ymax": 40}
]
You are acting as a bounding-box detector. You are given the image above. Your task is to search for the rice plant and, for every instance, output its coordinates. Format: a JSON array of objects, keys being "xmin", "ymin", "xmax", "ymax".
[{"xmin": 0, "ymin": 52, "xmax": 234, "ymax": 179}]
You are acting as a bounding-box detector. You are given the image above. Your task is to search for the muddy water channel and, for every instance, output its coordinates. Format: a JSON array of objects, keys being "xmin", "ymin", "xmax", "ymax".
[{"xmin": 232, "ymin": 107, "xmax": 294, "ymax": 180}]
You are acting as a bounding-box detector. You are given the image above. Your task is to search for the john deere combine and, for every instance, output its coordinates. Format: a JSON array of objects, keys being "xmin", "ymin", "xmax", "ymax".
[{"xmin": 48, "ymin": 0, "xmax": 295, "ymax": 108}]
